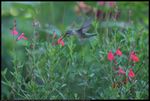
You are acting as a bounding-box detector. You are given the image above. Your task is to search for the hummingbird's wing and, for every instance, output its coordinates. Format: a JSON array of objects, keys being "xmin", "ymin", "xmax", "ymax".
[{"xmin": 79, "ymin": 18, "xmax": 93, "ymax": 33}]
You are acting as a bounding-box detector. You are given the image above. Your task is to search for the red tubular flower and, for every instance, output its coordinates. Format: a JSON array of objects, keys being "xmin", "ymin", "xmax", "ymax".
[
  {"xmin": 116, "ymin": 48, "xmax": 122, "ymax": 56},
  {"xmin": 57, "ymin": 37, "xmax": 62, "ymax": 43},
  {"xmin": 17, "ymin": 33, "xmax": 28, "ymax": 40},
  {"xmin": 11, "ymin": 27, "xmax": 18, "ymax": 35},
  {"xmin": 22, "ymin": 36, "xmax": 27, "ymax": 40},
  {"xmin": 118, "ymin": 67, "xmax": 126, "ymax": 75},
  {"xmin": 59, "ymin": 41, "xmax": 64, "ymax": 46},
  {"xmin": 128, "ymin": 68, "xmax": 135, "ymax": 78},
  {"xmin": 130, "ymin": 51, "xmax": 139, "ymax": 62},
  {"xmin": 107, "ymin": 51, "xmax": 114, "ymax": 61},
  {"xmin": 57, "ymin": 37, "xmax": 64, "ymax": 46}
]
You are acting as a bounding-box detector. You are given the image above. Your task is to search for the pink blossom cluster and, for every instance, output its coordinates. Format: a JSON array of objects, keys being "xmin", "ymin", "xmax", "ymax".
[{"xmin": 107, "ymin": 48, "xmax": 139, "ymax": 84}]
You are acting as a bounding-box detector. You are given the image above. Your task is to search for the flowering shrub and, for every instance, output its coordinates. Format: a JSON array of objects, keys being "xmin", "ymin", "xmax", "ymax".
[
  {"xmin": 10, "ymin": 20, "xmax": 28, "ymax": 42},
  {"xmin": 107, "ymin": 49, "xmax": 139, "ymax": 90}
]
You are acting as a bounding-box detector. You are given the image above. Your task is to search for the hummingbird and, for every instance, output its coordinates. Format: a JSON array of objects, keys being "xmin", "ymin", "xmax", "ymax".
[{"xmin": 64, "ymin": 18, "xmax": 97, "ymax": 39}]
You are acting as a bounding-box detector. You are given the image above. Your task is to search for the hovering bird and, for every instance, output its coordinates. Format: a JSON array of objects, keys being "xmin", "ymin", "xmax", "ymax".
[{"xmin": 64, "ymin": 18, "xmax": 97, "ymax": 39}]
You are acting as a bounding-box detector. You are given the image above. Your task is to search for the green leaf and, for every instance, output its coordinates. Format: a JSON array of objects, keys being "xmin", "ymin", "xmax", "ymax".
[{"xmin": 2, "ymin": 68, "xmax": 8, "ymax": 75}]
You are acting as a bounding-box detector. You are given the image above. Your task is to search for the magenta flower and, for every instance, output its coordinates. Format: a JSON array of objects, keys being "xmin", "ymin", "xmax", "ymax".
[
  {"xmin": 116, "ymin": 48, "xmax": 122, "ymax": 56},
  {"xmin": 17, "ymin": 33, "xmax": 28, "ymax": 40},
  {"xmin": 130, "ymin": 51, "xmax": 139, "ymax": 62},
  {"xmin": 107, "ymin": 51, "xmax": 114, "ymax": 61},
  {"xmin": 57, "ymin": 37, "xmax": 64, "ymax": 46},
  {"xmin": 118, "ymin": 67, "xmax": 126, "ymax": 75},
  {"xmin": 11, "ymin": 27, "xmax": 18, "ymax": 35},
  {"xmin": 128, "ymin": 68, "xmax": 135, "ymax": 78}
]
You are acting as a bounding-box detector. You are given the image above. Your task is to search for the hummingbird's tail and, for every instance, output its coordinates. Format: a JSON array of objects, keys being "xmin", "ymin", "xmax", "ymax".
[{"xmin": 85, "ymin": 34, "xmax": 97, "ymax": 38}]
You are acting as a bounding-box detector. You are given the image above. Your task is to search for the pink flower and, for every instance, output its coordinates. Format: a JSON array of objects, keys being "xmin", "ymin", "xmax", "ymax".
[
  {"xmin": 118, "ymin": 67, "xmax": 126, "ymax": 75},
  {"xmin": 61, "ymin": 41, "xmax": 64, "ymax": 46},
  {"xmin": 116, "ymin": 49, "xmax": 122, "ymax": 56},
  {"xmin": 128, "ymin": 68, "xmax": 135, "ymax": 78},
  {"xmin": 130, "ymin": 51, "xmax": 139, "ymax": 62},
  {"xmin": 53, "ymin": 31, "xmax": 57, "ymax": 39},
  {"xmin": 57, "ymin": 37, "xmax": 64, "ymax": 46},
  {"xmin": 11, "ymin": 27, "xmax": 18, "ymax": 35},
  {"xmin": 107, "ymin": 51, "xmax": 114, "ymax": 61},
  {"xmin": 98, "ymin": 1, "xmax": 105, "ymax": 6},
  {"xmin": 108, "ymin": 1, "xmax": 116, "ymax": 7},
  {"xmin": 17, "ymin": 33, "xmax": 28, "ymax": 40}
]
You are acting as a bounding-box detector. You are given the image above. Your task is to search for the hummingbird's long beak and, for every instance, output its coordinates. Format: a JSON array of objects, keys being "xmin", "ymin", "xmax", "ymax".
[{"xmin": 61, "ymin": 32, "xmax": 67, "ymax": 39}]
